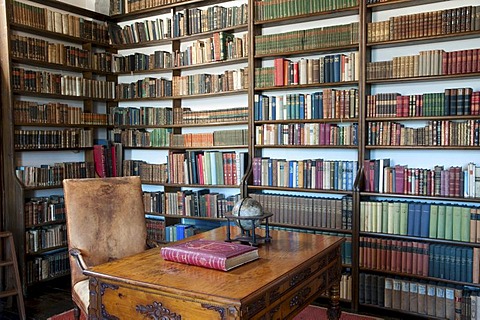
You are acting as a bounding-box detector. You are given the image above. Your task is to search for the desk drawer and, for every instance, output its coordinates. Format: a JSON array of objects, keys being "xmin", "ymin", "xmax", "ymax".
[{"xmin": 89, "ymin": 278, "xmax": 241, "ymax": 320}]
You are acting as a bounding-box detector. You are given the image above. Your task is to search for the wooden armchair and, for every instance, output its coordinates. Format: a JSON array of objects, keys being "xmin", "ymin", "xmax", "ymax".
[{"xmin": 62, "ymin": 176, "xmax": 148, "ymax": 320}]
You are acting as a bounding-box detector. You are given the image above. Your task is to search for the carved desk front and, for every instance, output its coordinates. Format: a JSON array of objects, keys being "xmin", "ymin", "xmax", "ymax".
[{"xmin": 85, "ymin": 226, "xmax": 345, "ymax": 320}]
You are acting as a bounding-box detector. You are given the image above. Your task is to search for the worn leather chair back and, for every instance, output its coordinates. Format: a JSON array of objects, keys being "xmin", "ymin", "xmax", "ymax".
[{"xmin": 63, "ymin": 176, "xmax": 147, "ymax": 317}]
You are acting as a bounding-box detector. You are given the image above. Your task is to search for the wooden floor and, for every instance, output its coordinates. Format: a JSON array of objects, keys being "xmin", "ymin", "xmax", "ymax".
[{"xmin": 0, "ymin": 276, "xmax": 73, "ymax": 320}]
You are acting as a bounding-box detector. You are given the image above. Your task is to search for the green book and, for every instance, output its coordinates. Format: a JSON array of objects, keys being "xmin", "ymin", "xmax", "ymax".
[
  {"xmin": 429, "ymin": 204, "xmax": 438, "ymax": 238},
  {"xmin": 393, "ymin": 202, "xmax": 402, "ymax": 234},
  {"xmin": 360, "ymin": 201, "xmax": 365, "ymax": 231},
  {"xmin": 452, "ymin": 206, "xmax": 462, "ymax": 241},
  {"xmin": 387, "ymin": 202, "xmax": 394, "ymax": 234},
  {"xmin": 460, "ymin": 207, "xmax": 471, "ymax": 242},
  {"xmin": 399, "ymin": 202, "xmax": 408, "ymax": 235},
  {"xmin": 437, "ymin": 205, "xmax": 446, "ymax": 239},
  {"xmin": 382, "ymin": 202, "xmax": 389, "ymax": 234},
  {"xmin": 444, "ymin": 205, "xmax": 454, "ymax": 240}
]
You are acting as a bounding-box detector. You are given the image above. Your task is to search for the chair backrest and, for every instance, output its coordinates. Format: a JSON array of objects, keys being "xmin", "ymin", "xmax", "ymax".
[{"xmin": 63, "ymin": 176, "xmax": 147, "ymax": 288}]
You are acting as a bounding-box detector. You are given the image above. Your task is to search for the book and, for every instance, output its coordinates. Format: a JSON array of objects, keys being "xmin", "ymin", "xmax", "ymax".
[{"xmin": 161, "ymin": 239, "xmax": 259, "ymax": 271}]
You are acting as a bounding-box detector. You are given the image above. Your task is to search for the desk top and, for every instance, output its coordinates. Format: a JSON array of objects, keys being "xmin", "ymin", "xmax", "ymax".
[{"xmin": 85, "ymin": 226, "xmax": 344, "ymax": 305}]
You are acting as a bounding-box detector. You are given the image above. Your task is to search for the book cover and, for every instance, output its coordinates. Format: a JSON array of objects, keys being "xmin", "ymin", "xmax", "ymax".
[{"xmin": 161, "ymin": 238, "xmax": 259, "ymax": 271}]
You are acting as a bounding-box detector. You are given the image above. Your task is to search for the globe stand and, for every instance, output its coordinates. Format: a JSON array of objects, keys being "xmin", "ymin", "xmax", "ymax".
[{"xmin": 224, "ymin": 212, "xmax": 273, "ymax": 246}]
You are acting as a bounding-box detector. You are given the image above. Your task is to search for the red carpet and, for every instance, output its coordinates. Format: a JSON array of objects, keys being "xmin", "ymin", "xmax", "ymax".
[{"xmin": 48, "ymin": 305, "xmax": 383, "ymax": 319}]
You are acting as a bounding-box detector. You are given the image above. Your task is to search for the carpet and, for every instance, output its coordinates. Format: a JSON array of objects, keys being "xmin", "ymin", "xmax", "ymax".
[{"xmin": 48, "ymin": 305, "xmax": 383, "ymax": 320}]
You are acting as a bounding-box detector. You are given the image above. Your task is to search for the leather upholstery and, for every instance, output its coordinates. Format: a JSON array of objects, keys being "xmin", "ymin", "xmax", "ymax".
[{"xmin": 63, "ymin": 176, "xmax": 147, "ymax": 315}]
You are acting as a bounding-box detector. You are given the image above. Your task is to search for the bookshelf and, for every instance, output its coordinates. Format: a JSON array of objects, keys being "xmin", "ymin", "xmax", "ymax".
[
  {"xmin": 361, "ymin": 0, "xmax": 480, "ymax": 318},
  {"xmin": 247, "ymin": 0, "xmax": 360, "ymax": 307},
  {"xmin": 109, "ymin": 0, "xmax": 250, "ymax": 241},
  {"xmin": 0, "ymin": 0, "xmax": 114, "ymax": 290}
]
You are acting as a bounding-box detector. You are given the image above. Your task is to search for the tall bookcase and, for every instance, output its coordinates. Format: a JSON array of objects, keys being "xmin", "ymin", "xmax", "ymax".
[
  {"xmin": 109, "ymin": 0, "xmax": 250, "ymax": 242},
  {"xmin": 246, "ymin": 0, "xmax": 360, "ymax": 306},
  {"xmin": 0, "ymin": 0, "xmax": 114, "ymax": 290},
  {"xmin": 359, "ymin": 0, "xmax": 480, "ymax": 318}
]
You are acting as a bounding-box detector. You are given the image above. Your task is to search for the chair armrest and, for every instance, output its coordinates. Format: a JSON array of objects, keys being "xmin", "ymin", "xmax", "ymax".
[{"xmin": 69, "ymin": 248, "xmax": 88, "ymax": 271}]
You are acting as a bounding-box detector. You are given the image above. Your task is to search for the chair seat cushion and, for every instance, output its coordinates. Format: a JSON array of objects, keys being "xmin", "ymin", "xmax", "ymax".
[{"xmin": 73, "ymin": 279, "xmax": 90, "ymax": 312}]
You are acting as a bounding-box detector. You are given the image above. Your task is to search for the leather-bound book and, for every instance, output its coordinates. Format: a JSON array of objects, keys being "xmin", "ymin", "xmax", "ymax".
[{"xmin": 161, "ymin": 238, "xmax": 259, "ymax": 271}]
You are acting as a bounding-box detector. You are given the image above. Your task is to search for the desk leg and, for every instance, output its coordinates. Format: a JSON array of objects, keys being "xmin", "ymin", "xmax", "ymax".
[{"xmin": 327, "ymin": 282, "xmax": 341, "ymax": 320}]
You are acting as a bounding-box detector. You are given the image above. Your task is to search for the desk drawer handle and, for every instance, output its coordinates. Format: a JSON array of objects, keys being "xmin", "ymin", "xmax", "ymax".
[{"xmin": 136, "ymin": 301, "xmax": 182, "ymax": 320}]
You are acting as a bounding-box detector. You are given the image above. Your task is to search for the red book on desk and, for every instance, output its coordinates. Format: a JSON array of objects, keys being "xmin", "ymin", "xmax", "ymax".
[{"xmin": 161, "ymin": 239, "xmax": 259, "ymax": 271}]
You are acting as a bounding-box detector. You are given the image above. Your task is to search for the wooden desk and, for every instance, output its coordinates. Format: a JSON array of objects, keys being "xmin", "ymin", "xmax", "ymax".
[{"xmin": 85, "ymin": 226, "xmax": 345, "ymax": 320}]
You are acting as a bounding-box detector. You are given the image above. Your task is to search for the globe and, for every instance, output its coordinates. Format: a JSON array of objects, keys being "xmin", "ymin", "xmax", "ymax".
[{"xmin": 231, "ymin": 197, "xmax": 264, "ymax": 231}]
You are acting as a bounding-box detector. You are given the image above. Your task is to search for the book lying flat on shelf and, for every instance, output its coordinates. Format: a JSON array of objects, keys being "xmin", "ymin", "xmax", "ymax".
[{"xmin": 160, "ymin": 239, "xmax": 259, "ymax": 271}]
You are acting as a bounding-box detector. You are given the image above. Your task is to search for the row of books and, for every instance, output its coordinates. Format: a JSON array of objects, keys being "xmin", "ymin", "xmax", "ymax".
[
  {"xmin": 116, "ymin": 77, "xmax": 172, "ymax": 99},
  {"xmin": 254, "ymin": 22, "xmax": 359, "ymax": 55},
  {"xmin": 252, "ymin": 157, "xmax": 358, "ymax": 191},
  {"xmin": 110, "ymin": 0, "xmax": 189, "ymax": 15},
  {"xmin": 368, "ymin": 5, "xmax": 480, "ymax": 43},
  {"xmin": 366, "ymin": 88, "xmax": 480, "ymax": 117},
  {"xmin": 255, "ymin": 53, "xmax": 359, "ymax": 89},
  {"xmin": 360, "ymin": 238, "xmax": 429, "ymax": 276},
  {"xmin": 26, "ymin": 224, "xmax": 67, "ymax": 253},
  {"xmin": 170, "ymin": 129, "xmax": 248, "ymax": 148},
  {"xmin": 254, "ymin": 89, "xmax": 359, "ymax": 121},
  {"xmin": 12, "ymin": 68, "xmax": 116, "ymax": 99},
  {"xmin": 175, "ymin": 107, "xmax": 248, "ymax": 125},
  {"xmin": 254, "ymin": 0, "xmax": 358, "ymax": 21},
  {"xmin": 109, "ymin": 128, "xmax": 172, "ymax": 147},
  {"xmin": 175, "ymin": 32, "xmax": 247, "ymax": 66},
  {"xmin": 93, "ymin": 142, "xmax": 123, "ymax": 178},
  {"xmin": 143, "ymin": 190, "xmax": 241, "ymax": 218},
  {"xmin": 108, "ymin": 4, "xmax": 248, "ymax": 45},
  {"xmin": 145, "ymin": 217, "xmax": 165, "ymax": 243},
  {"xmin": 24, "ymin": 196, "xmax": 65, "ymax": 228},
  {"xmin": 15, "ymin": 162, "xmax": 95, "ymax": 188},
  {"xmin": 255, "ymin": 122, "xmax": 357, "ymax": 146},
  {"xmin": 14, "ymin": 101, "xmax": 107, "ymax": 126},
  {"xmin": 361, "ymin": 200, "xmax": 480, "ymax": 244},
  {"xmin": 361, "ymin": 238, "xmax": 479, "ymax": 284},
  {"xmin": 26, "ymin": 250, "xmax": 69, "ymax": 285},
  {"xmin": 123, "ymin": 160, "xmax": 168, "ymax": 183},
  {"xmin": 168, "ymin": 151, "xmax": 248, "ymax": 186},
  {"xmin": 112, "ymin": 106, "xmax": 248, "ymax": 126},
  {"xmin": 14, "ymin": 129, "xmax": 93, "ymax": 150},
  {"xmin": 11, "ymin": 1, "xmax": 109, "ymax": 44},
  {"xmin": 367, "ymin": 48, "xmax": 480, "ymax": 80},
  {"xmin": 111, "ymin": 106, "xmax": 173, "ymax": 126},
  {"xmin": 250, "ymin": 193, "xmax": 353, "ymax": 230},
  {"xmin": 363, "ymin": 159, "xmax": 480, "ymax": 199},
  {"xmin": 172, "ymin": 68, "xmax": 248, "ymax": 96},
  {"xmin": 359, "ymin": 273, "xmax": 477, "ymax": 319},
  {"xmin": 366, "ymin": 119, "xmax": 480, "ymax": 147},
  {"xmin": 164, "ymin": 223, "xmax": 196, "ymax": 243}
]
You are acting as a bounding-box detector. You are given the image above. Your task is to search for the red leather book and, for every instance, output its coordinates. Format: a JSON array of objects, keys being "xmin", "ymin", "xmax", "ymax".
[{"xmin": 161, "ymin": 239, "xmax": 259, "ymax": 271}]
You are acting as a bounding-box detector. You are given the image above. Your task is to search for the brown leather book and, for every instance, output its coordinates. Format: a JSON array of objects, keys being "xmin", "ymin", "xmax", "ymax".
[
  {"xmin": 409, "ymin": 282, "xmax": 418, "ymax": 313},
  {"xmin": 435, "ymin": 286, "xmax": 446, "ymax": 318},
  {"xmin": 392, "ymin": 278, "xmax": 402, "ymax": 310},
  {"xmin": 417, "ymin": 282, "xmax": 428, "ymax": 315},
  {"xmin": 384, "ymin": 277, "xmax": 393, "ymax": 308},
  {"xmin": 445, "ymin": 286, "xmax": 455, "ymax": 320},
  {"xmin": 426, "ymin": 282, "xmax": 437, "ymax": 316},
  {"xmin": 400, "ymin": 279, "xmax": 410, "ymax": 311}
]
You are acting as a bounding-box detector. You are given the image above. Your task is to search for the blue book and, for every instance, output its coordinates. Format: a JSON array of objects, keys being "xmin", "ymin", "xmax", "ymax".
[
  {"xmin": 333, "ymin": 54, "xmax": 341, "ymax": 82},
  {"xmin": 407, "ymin": 203, "xmax": 415, "ymax": 236},
  {"xmin": 438, "ymin": 245, "xmax": 446, "ymax": 279},
  {"xmin": 299, "ymin": 94, "xmax": 305, "ymax": 119},
  {"xmin": 466, "ymin": 248, "xmax": 473, "ymax": 283},
  {"xmin": 288, "ymin": 161, "xmax": 295, "ymax": 188},
  {"xmin": 271, "ymin": 96, "xmax": 276, "ymax": 120},
  {"xmin": 317, "ymin": 92, "xmax": 324, "ymax": 119},
  {"xmin": 413, "ymin": 203, "xmax": 422, "ymax": 237},
  {"xmin": 420, "ymin": 203, "xmax": 431, "ymax": 237},
  {"xmin": 454, "ymin": 247, "xmax": 462, "ymax": 282},
  {"xmin": 428, "ymin": 244, "xmax": 436, "ymax": 277}
]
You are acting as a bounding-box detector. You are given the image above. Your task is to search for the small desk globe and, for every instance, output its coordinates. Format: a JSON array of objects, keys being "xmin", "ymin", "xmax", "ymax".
[{"xmin": 231, "ymin": 197, "xmax": 263, "ymax": 231}]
